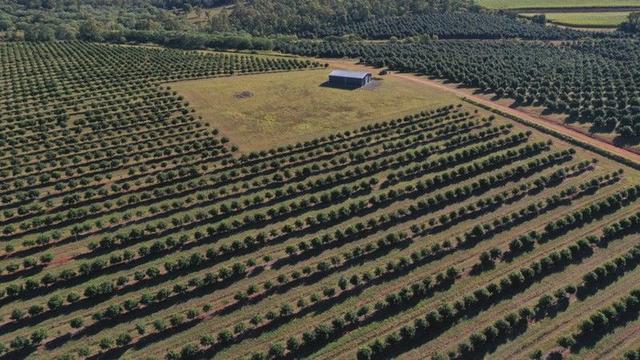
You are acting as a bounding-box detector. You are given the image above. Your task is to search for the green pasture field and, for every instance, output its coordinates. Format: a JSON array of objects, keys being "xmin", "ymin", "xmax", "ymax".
[
  {"xmin": 524, "ymin": 11, "xmax": 630, "ymax": 26},
  {"xmin": 476, "ymin": 0, "xmax": 640, "ymax": 9}
]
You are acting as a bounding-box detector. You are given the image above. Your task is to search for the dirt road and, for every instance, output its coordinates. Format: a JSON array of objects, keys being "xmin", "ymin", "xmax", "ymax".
[{"xmin": 321, "ymin": 58, "xmax": 640, "ymax": 165}]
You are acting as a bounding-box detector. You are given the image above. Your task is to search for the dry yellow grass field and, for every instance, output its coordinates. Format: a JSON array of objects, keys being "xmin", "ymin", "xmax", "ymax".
[{"xmin": 170, "ymin": 69, "xmax": 460, "ymax": 152}]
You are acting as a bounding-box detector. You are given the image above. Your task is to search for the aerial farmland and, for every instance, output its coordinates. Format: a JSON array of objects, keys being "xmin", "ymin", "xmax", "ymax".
[{"xmin": 0, "ymin": 1, "xmax": 639, "ymax": 360}]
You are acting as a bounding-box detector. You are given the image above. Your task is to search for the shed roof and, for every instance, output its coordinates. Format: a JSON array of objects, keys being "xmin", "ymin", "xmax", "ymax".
[{"xmin": 329, "ymin": 70, "xmax": 371, "ymax": 79}]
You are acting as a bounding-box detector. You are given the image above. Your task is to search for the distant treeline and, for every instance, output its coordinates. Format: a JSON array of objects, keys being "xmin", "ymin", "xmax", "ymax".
[
  {"xmin": 0, "ymin": 0, "xmax": 475, "ymax": 39},
  {"xmin": 620, "ymin": 12, "xmax": 640, "ymax": 33},
  {"xmin": 103, "ymin": 29, "xmax": 276, "ymax": 50},
  {"xmin": 4, "ymin": 0, "xmax": 632, "ymax": 52},
  {"xmin": 209, "ymin": 0, "xmax": 476, "ymax": 35},
  {"xmin": 0, "ymin": 0, "xmax": 476, "ymax": 49},
  {"xmin": 3, "ymin": 0, "xmax": 232, "ymax": 10}
]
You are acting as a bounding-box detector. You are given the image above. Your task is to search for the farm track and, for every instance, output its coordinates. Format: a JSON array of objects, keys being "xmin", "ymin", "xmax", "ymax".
[
  {"xmin": 394, "ymin": 75, "xmax": 640, "ymax": 164},
  {"xmin": 594, "ymin": 319, "xmax": 640, "ymax": 360}
]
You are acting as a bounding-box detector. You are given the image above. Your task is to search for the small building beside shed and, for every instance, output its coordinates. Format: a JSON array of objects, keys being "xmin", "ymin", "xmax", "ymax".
[{"xmin": 328, "ymin": 70, "xmax": 372, "ymax": 89}]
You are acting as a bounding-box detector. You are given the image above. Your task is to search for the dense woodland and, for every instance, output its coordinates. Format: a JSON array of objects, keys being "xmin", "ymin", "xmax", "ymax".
[
  {"xmin": 3, "ymin": 1, "xmax": 230, "ymax": 10},
  {"xmin": 1, "ymin": 0, "xmax": 637, "ymax": 41},
  {"xmin": 0, "ymin": 0, "xmax": 474, "ymax": 41},
  {"xmin": 207, "ymin": 0, "xmax": 474, "ymax": 35},
  {"xmin": 0, "ymin": 1, "xmax": 191, "ymax": 41}
]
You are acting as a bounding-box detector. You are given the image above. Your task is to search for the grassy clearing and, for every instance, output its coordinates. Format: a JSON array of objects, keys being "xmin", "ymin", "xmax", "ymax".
[
  {"xmin": 524, "ymin": 11, "xmax": 630, "ymax": 26},
  {"xmin": 170, "ymin": 69, "xmax": 459, "ymax": 152},
  {"xmin": 477, "ymin": 0, "xmax": 640, "ymax": 9}
]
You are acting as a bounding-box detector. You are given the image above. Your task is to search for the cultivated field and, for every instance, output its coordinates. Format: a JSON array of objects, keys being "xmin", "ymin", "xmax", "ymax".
[
  {"xmin": 476, "ymin": 0, "xmax": 638, "ymax": 28},
  {"xmin": 526, "ymin": 12, "xmax": 631, "ymax": 26},
  {"xmin": 170, "ymin": 69, "xmax": 458, "ymax": 151},
  {"xmin": 1, "ymin": 41, "xmax": 640, "ymax": 360},
  {"xmin": 476, "ymin": 0, "xmax": 640, "ymax": 9}
]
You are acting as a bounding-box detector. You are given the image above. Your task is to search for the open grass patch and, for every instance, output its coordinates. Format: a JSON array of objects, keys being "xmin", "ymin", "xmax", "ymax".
[
  {"xmin": 170, "ymin": 69, "xmax": 459, "ymax": 152},
  {"xmin": 539, "ymin": 11, "xmax": 630, "ymax": 26},
  {"xmin": 477, "ymin": 0, "xmax": 640, "ymax": 9},
  {"xmin": 522, "ymin": 11, "xmax": 631, "ymax": 26}
]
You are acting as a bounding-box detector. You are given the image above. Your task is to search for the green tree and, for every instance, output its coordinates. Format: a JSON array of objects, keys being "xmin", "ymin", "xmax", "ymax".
[
  {"xmin": 0, "ymin": 13, "xmax": 13, "ymax": 31},
  {"xmin": 78, "ymin": 19, "xmax": 102, "ymax": 42},
  {"xmin": 70, "ymin": 317, "xmax": 84, "ymax": 329},
  {"xmin": 30, "ymin": 329, "xmax": 47, "ymax": 345},
  {"xmin": 116, "ymin": 333, "xmax": 132, "ymax": 346},
  {"xmin": 99, "ymin": 337, "xmax": 113, "ymax": 350},
  {"xmin": 47, "ymin": 295, "xmax": 64, "ymax": 310}
]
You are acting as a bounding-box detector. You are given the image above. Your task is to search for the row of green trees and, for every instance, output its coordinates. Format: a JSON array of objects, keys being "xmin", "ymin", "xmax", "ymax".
[
  {"xmin": 357, "ymin": 235, "xmax": 599, "ymax": 359},
  {"xmin": 0, "ymin": 126, "xmax": 527, "ymax": 302},
  {"xmin": 173, "ymin": 264, "xmax": 460, "ymax": 360},
  {"xmin": 309, "ymin": 11, "xmax": 585, "ymax": 40},
  {"xmin": 2, "ymin": 107, "xmax": 459, "ymax": 262}
]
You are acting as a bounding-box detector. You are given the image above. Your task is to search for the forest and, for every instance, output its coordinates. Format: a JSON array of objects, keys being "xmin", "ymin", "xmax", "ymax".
[{"xmin": 0, "ymin": 0, "xmax": 474, "ymax": 40}]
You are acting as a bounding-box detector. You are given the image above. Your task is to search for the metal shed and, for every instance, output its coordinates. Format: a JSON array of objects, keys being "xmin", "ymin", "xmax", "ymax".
[{"xmin": 328, "ymin": 70, "xmax": 372, "ymax": 89}]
